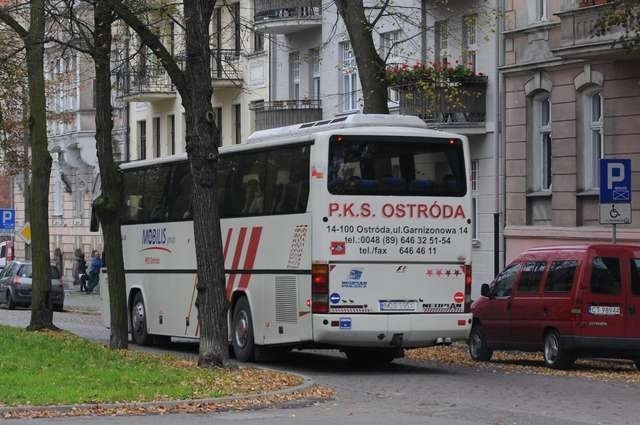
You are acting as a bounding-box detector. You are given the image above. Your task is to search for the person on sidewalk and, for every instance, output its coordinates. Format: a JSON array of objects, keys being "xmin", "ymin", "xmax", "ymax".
[
  {"xmin": 78, "ymin": 254, "xmax": 88, "ymax": 292},
  {"xmin": 86, "ymin": 250, "xmax": 102, "ymax": 294}
]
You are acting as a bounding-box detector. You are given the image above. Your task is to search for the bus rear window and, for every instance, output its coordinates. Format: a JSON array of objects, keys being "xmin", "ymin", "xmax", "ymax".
[{"xmin": 328, "ymin": 136, "xmax": 466, "ymax": 196}]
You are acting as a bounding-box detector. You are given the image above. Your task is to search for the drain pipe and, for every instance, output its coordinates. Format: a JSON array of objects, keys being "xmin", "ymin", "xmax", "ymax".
[{"xmin": 494, "ymin": 0, "xmax": 505, "ymax": 277}]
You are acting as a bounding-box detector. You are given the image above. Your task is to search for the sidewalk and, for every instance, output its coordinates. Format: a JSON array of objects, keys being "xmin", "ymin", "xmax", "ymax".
[{"xmin": 63, "ymin": 290, "xmax": 101, "ymax": 314}]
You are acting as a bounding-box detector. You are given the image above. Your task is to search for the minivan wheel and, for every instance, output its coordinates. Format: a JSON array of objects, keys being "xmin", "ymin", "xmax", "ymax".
[
  {"xmin": 543, "ymin": 330, "xmax": 575, "ymax": 369},
  {"xmin": 131, "ymin": 292, "xmax": 152, "ymax": 346},
  {"xmin": 6, "ymin": 291, "xmax": 15, "ymax": 310},
  {"xmin": 468, "ymin": 325, "xmax": 493, "ymax": 361},
  {"xmin": 232, "ymin": 297, "xmax": 255, "ymax": 362}
]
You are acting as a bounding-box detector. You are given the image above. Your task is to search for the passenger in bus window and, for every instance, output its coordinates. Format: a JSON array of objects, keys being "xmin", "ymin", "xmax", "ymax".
[{"xmin": 242, "ymin": 178, "xmax": 264, "ymax": 214}]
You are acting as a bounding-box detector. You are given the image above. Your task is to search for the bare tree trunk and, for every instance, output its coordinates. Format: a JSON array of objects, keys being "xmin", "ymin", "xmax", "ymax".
[
  {"xmin": 183, "ymin": 0, "xmax": 228, "ymax": 368},
  {"xmin": 335, "ymin": 0, "xmax": 389, "ymax": 114},
  {"xmin": 26, "ymin": 0, "xmax": 55, "ymax": 330},
  {"xmin": 94, "ymin": 0, "xmax": 128, "ymax": 349},
  {"xmin": 107, "ymin": 0, "xmax": 228, "ymax": 366}
]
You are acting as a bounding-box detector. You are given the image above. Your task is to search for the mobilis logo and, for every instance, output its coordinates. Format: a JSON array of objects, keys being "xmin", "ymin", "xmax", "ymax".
[{"xmin": 140, "ymin": 228, "xmax": 172, "ymax": 253}]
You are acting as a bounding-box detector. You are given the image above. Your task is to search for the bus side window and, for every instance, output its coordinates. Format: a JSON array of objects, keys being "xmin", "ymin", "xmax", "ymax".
[
  {"xmin": 167, "ymin": 162, "xmax": 192, "ymax": 221},
  {"xmin": 225, "ymin": 152, "xmax": 266, "ymax": 217},
  {"xmin": 216, "ymin": 156, "xmax": 232, "ymax": 218},
  {"xmin": 122, "ymin": 170, "xmax": 145, "ymax": 224},
  {"xmin": 265, "ymin": 146, "xmax": 310, "ymax": 214},
  {"xmin": 143, "ymin": 166, "xmax": 171, "ymax": 222}
]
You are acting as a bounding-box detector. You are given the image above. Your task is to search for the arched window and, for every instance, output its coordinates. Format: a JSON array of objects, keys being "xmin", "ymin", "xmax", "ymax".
[
  {"xmin": 535, "ymin": 95, "xmax": 552, "ymax": 191},
  {"xmin": 586, "ymin": 91, "xmax": 603, "ymax": 189}
]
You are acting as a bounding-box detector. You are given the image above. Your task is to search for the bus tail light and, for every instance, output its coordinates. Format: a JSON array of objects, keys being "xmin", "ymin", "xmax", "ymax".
[
  {"xmin": 464, "ymin": 264, "xmax": 472, "ymax": 313},
  {"xmin": 312, "ymin": 263, "xmax": 329, "ymax": 314}
]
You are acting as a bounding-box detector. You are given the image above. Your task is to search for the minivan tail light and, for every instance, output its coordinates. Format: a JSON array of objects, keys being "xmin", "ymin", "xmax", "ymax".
[
  {"xmin": 571, "ymin": 288, "xmax": 583, "ymax": 316},
  {"xmin": 312, "ymin": 263, "xmax": 329, "ymax": 314},
  {"xmin": 464, "ymin": 264, "xmax": 472, "ymax": 313}
]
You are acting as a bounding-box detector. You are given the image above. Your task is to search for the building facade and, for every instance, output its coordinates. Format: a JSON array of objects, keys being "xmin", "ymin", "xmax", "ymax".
[{"xmin": 502, "ymin": 0, "xmax": 640, "ymax": 261}]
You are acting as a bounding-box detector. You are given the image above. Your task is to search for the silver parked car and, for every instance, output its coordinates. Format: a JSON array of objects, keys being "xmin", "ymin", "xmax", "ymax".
[{"xmin": 0, "ymin": 261, "xmax": 65, "ymax": 312}]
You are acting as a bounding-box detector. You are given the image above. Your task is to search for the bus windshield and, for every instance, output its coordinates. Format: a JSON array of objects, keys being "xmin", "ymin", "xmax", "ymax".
[{"xmin": 328, "ymin": 135, "xmax": 466, "ymax": 197}]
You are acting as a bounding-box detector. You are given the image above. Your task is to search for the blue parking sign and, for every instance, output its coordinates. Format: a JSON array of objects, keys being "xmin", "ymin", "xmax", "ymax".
[
  {"xmin": 0, "ymin": 209, "xmax": 15, "ymax": 230},
  {"xmin": 600, "ymin": 159, "xmax": 631, "ymax": 204}
]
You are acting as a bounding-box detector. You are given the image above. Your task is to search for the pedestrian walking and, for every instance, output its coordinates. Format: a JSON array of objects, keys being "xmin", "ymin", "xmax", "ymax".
[
  {"xmin": 86, "ymin": 250, "xmax": 102, "ymax": 294},
  {"xmin": 78, "ymin": 254, "xmax": 88, "ymax": 292}
]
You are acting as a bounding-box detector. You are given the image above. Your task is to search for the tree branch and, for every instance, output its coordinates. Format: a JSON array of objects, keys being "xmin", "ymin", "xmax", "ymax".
[
  {"xmin": 369, "ymin": 0, "xmax": 391, "ymax": 29},
  {"xmin": 0, "ymin": 6, "xmax": 29, "ymax": 39},
  {"xmin": 106, "ymin": 0, "xmax": 186, "ymax": 93}
]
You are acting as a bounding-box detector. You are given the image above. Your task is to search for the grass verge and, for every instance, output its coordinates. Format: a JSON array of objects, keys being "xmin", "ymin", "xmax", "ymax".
[{"xmin": 0, "ymin": 325, "xmax": 302, "ymax": 407}]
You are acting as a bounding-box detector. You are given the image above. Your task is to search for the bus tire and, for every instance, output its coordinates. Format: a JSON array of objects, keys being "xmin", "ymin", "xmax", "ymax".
[
  {"xmin": 468, "ymin": 325, "xmax": 493, "ymax": 362},
  {"xmin": 131, "ymin": 292, "xmax": 153, "ymax": 346},
  {"xmin": 232, "ymin": 297, "xmax": 255, "ymax": 362},
  {"xmin": 345, "ymin": 349, "xmax": 397, "ymax": 366}
]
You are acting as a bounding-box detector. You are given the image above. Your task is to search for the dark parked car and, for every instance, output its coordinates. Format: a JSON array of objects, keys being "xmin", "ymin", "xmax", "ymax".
[
  {"xmin": 0, "ymin": 261, "xmax": 65, "ymax": 312},
  {"xmin": 470, "ymin": 244, "xmax": 640, "ymax": 369}
]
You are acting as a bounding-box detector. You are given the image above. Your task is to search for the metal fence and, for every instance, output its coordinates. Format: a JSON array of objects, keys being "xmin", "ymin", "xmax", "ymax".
[
  {"xmin": 250, "ymin": 99, "xmax": 322, "ymax": 131},
  {"xmin": 254, "ymin": 0, "xmax": 322, "ymax": 21}
]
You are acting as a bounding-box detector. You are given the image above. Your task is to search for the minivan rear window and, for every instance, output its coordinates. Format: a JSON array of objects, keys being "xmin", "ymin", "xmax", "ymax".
[
  {"xmin": 545, "ymin": 260, "xmax": 577, "ymax": 293},
  {"xmin": 631, "ymin": 259, "xmax": 640, "ymax": 295},
  {"xmin": 17, "ymin": 265, "xmax": 60, "ymax": 279},
  {"xmin": 590, "ymin": 257, "xmax": 621, "ymax": 295}
]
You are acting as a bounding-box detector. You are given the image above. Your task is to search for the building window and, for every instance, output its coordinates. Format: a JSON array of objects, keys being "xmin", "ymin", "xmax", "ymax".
[
  {"xmin": 234, "ymin": 104, "xmax": 241, "ymax": 145},
  {"xmin": 535, "ymin": 0, "xmax": 547, "ymax": 21},
  {"xmin": 434, "ymin": 20, "xmax": 448, "ymax": 64},
  {"xmin": 587, "ymin": 91, "xmax": 603, "ymax": 190},
  {"xmin": 340, "ymin": 41, "xmax": 358, "ymax": 112},
  {"xmin": 153, "ymin": 117, "xmax": 161, "ymax": 158},
  {"xmin": 471, "ymin": 160, "xmax": 479, "ymax": 240},
  {"xmin": 379, "ymin": 30, "xmax": 401, "ymax": 59},
  {"xmin": 289, "ymin": 52, "xmax": 300, "ymax": 100},
  {"xmin": 52, "ymin": 157, "xmax": 63, "ymax": 217},
  {"xmin": 310, "ymin": 48, "xmax": 320, "ymax": 99},
  {"xmin": 462, "ymin": 15, "xmax": 477, "ymax": 72},
  {"xmin": 74, "ymin": 189, "xmax": 84, "ymax": 220},
  {"xmin": 168, "ymin": 114, "xmax": 176, "ymax": 155},
  {"xmin": 535, "ymin": 96, "xmax": 552, "ymax": 191},
  {"xmin": 254, "ymin": 31, "xmax": 264, "ymax": 53},
  {"xmin": 137, "ymin": 120, "xmax": 146, "ymax": 160}
]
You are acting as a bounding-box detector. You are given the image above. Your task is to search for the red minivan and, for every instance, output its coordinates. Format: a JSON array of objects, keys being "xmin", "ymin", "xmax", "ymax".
[{"xmin": 469, "ymin": 244, "xmax": 640, "ymax": 369}]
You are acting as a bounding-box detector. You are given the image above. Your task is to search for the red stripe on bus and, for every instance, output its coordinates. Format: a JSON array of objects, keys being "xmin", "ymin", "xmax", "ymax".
[
  {"xmin": 223, "ymin": 228, "xmax": 233, "ymax": 263},
  {"xmin": 226, "ymin": 227, "xmax": 247, "ymax": 299},
  {"xmin": 238, "ymin": 227, "xmax": 263, "ymax": 290}
]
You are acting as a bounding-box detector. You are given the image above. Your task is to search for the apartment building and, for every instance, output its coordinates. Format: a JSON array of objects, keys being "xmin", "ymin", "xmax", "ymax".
[
  {"xmin": 502, "ymin": 0, "xmax": 640, "ymax": 261},
  {"xmin": 261, "ymin": 0, "xmax": 501, "ymax": 290},
  {"xmin": 125, "ymin": 0, "xmax": 269, "ymax": 160}
]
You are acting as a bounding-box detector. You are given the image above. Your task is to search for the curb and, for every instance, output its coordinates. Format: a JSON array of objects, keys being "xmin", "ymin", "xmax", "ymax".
[{"xmin": 0, "ymin": 369, "xmax": 322, "ymax": 417}]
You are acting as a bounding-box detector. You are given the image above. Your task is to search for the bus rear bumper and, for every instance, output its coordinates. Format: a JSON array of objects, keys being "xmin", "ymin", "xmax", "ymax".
[{"xmin": 312, "ymin": 313, "xmax": 472, "ymax": 348}]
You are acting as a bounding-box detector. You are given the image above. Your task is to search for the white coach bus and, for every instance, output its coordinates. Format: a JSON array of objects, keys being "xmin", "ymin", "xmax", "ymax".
[{"xmin": 100, "ymin": 114, "xmax": 473, "ymax": 363}]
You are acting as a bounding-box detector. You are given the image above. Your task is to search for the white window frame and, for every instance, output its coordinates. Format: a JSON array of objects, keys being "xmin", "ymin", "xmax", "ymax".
[
  {"xmin": 310, "ymin": 48, "xmax": 320, "ymax": 100},
  {"xmin": 434, "ymin": 20, "xmax": 448, "ymax": 64},
  {"xmin": 535, "ymin": 0, "xmax": 548, "ymax": 22},
  {"xmin": 535, "ymin": 95, "xmax": 552, "ymax": 191},
  {"xmin": 462, "ymin": 15, "xmax": 478, "ymax": 72},
  {"xmin": 586, "ymin": 90, "xmax": 604, "ymax": 190},
  {"xmin": 289, "ymin": 52, "xmax": 300, "ymax": 100},
  {"xmin": 379, "ymin": 29, "xmax": 401, "ymax": 60},
  {"xmin": 340, "ymin": 41, "xmax": 358, "ymax": 112}
]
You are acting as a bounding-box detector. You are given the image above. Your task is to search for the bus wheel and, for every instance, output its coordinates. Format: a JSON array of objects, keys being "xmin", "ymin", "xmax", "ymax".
[
  {"xmin": 232, "ymin": 297, "xmax": 255, "ymax": 362},
  {"xmin": 345, "ymin": 349, "xmax": 397, "ymax": 366},
  {"xmin": 131, "ymin": 292, "xmax": 152, "ymax": 346}
]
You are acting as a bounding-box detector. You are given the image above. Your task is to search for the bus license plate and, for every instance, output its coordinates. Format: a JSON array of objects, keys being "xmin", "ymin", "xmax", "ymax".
[{"xmin": 379, "ymin": 300, "xmax": 417, "ymax": 312}]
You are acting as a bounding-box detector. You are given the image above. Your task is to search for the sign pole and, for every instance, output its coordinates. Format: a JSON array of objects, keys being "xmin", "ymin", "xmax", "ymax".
[{"xmin": 612, "ymin": 223, "xmax": 617, "ymax": 244}]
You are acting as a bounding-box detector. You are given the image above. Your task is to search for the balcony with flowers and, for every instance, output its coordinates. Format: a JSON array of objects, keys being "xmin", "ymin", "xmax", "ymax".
[{"xmin": 388, "ymin": 62, "xmax": 488, "ymax": 130}]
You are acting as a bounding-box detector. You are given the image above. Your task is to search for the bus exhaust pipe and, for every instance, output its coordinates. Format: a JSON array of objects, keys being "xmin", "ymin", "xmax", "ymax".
[{"xmin": 434, "ymin": 337, "xmax": 452, "ymax": 346}]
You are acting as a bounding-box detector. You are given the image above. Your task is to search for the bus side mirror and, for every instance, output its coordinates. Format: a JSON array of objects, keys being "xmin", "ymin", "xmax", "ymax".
[{"xmin": 480, "ymin": 283, "xmax": 491, "ymax": 298}]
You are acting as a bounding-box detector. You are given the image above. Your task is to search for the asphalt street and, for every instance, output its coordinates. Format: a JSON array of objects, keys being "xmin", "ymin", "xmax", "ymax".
[{"xmin": 2, "ymin": 293, "xmax": 639, "ymax": 425}]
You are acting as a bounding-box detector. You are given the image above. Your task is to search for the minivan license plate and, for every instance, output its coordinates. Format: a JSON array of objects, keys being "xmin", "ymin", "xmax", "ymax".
[
  {"xmin": 588, "ymin": 305, "xmax": 620, "ymax": 316},
  {"xmin": 379, "ymin": 300, "xmax": 417, "ymax": 311}
]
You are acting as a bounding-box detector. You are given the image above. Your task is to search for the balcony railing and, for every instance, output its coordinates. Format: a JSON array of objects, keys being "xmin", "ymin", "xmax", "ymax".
[
  {"xmin": 118, "ymin": 65, "xmax": 176, "ymax": 101},
  {"xmin": 250, "ymin": 99, "xmax": 322, "ymax": 131},
  {"xmin": 254, "ymin": 0, "xmax": 322, "ymax": 34},
  {"xmin": 555, "ymin": 1, "xmax": 626, "ymax": 58},
  {"xmin": 392, "ymin": 77, "xmax": 487, "ymax": 128},
  {"xmin": 211, "ymin": 49, "xmax": 243, "ymax": 87}
]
